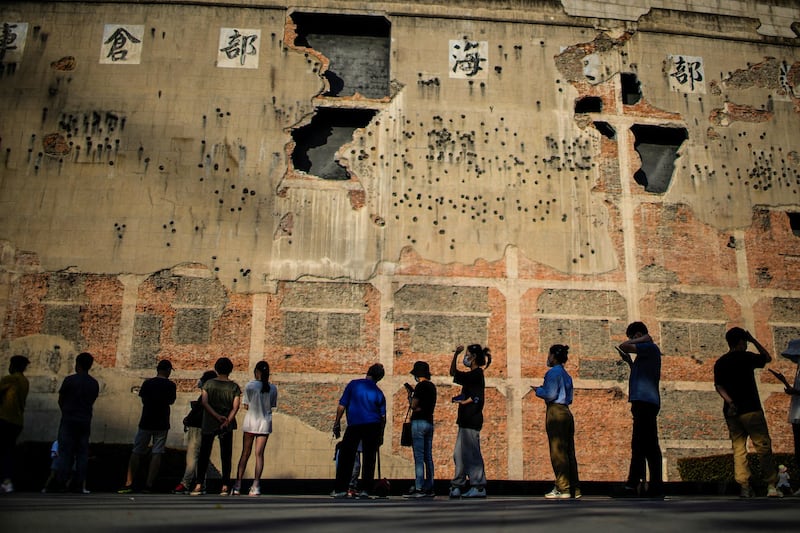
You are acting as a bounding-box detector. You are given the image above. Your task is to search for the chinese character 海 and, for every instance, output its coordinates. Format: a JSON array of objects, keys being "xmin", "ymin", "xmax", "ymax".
[{"xmin": 451, "ymin": 39, "xmax": 486, "ymax": 78}]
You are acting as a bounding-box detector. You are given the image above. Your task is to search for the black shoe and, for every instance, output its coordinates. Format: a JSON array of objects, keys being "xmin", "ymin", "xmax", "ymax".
[{"xmin": 612, "ymin": 485, "xmax": 641, "ymax": 498}]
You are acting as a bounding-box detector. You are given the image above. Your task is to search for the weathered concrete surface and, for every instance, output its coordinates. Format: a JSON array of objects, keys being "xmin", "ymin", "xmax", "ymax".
[{"xmin": 1, "ymin": 1, "xmax": 799, "ymax": 483}]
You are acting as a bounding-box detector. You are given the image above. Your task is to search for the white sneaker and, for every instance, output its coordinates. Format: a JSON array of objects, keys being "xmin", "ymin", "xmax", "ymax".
[
  {"xmin": 1, "ymin": 481, "xmax": 13, "ymax": 494},
  {"xmin": 544, "ymin": 488, "xmax": 570, "ymax": 499},
  {"xmin": 449, "ymin": 486, "xmax": 462, "ymax": 498},
  {"xmin": 248, "ymin": 486, "xmax": 261, "ymax": 496},
  {"xmin": 767, "ymin": 485, "xmax": 783, "ymax": 498},
  {"xmin": 462, "ymin": 486, "xmax": 487, "ymax": 498}
]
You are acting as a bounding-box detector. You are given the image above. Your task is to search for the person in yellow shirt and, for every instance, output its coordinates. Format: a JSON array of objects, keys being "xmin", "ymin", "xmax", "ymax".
[{"xmin": 0, "ymin": 355, "xmax": 30, "ymax": 494}]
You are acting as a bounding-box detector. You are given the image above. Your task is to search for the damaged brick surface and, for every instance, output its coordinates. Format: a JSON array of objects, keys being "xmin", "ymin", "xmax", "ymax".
[{"xmin": 1, "ymin": 2, "xmax": 799, "ymax": 483}]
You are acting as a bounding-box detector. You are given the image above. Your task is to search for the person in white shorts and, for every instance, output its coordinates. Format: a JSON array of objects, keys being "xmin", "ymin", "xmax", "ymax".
[{"xmin": 232, "ymin": 361, "xmax": 277, "ymax": 496}]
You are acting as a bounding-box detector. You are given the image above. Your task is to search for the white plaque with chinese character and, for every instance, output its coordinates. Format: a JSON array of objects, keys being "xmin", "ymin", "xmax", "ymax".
[
  {"xmin": 100, "ymin": 24, "xmax": 144, "ymax": 64},
  {"xmin": 1, "ymin": 22, "xmax": 29, "ymax": 63},
  {"xmin": 667, "ymin": 54, "xmax": 705, "ymax": 94},
  {"xmin": 217, "ymin": 28, "xmax": 260, "ymax": 69},
  {"xmin": 449, "ymin": 38, "xmax": 488, "ymax": 79}
]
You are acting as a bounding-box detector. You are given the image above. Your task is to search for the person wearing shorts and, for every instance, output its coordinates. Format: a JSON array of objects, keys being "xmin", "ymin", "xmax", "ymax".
[{"xmin": 118, "ymin": 359, "xmax": 177, "ymax": 493}]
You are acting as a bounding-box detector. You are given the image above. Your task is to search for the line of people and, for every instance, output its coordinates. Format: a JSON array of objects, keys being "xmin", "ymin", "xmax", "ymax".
[{"xmin": 0, "ymin": 319, "xmax": 799, "ymax": 497}]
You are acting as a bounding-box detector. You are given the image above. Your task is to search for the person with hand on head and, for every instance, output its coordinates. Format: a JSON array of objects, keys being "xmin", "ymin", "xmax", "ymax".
[
  {"xmin": 714, "ymin": 327, "xmax": 780, "ymax": 498},
  {"xmin": 0, "ymin": 355, "xmax": 30, "ymax": 494},
  {"xmin": 232, "ymin": 361, "xmax": 277, "ymax": 496},
  {"xmin": 616, "ymin": 321, "xmax": 663, "ymax": 498},
  {"xmin": 534, "ymin": 344, "xmax": 580, "ymax": 499},
  {"xmin": 331, "ymin": 363, "xmax": 386, "ymax": 499},
  {"xmin": 403, "ymin": 361, "xmax": 437, "ymax": 498},
  {"xmin": 449, "ymin": 344, "xmax": 491, "ymax": 499},
  {"xmin": 118, "ymin": 359, "xmax": 177, "ymax": 494},
  {"xmin": 190, "ymin": 357, "xmax": 241, "ymax": 496}
]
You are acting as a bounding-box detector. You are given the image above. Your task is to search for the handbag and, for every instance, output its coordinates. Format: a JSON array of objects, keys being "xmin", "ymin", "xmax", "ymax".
[
  {"xmin": 182, "ymin": 397, "xmax": 204, "ymax": 429},
  {"xmin": 400, "ymin": 406, "xmax": 413, "ymax": 447}
]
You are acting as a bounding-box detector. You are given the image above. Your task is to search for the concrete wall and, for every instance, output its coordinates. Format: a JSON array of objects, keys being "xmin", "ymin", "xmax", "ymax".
[{"xmin": 1, "ymin": 0, "xmax": 799, "ymax": 483}]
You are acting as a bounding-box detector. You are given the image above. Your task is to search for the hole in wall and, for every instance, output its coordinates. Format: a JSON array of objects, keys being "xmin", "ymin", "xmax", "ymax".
[
  {"xmin": 291, "ymin": 12, "xmax": 391, "ymax": 98},
  {"xmin": 291, "ymin": 107, "xmax": 377, "ymax": 180},
  {"xmin": 575, "ymin": 96, "xmax": 602, "ymax": 113},
  {"xmin": 789, "ymin": 212, "xmax": 800, "ymax": 237},
  {"xmin": 621, "ymin": 73, "xmax": 642, "ymax": 105},
  {"xmin": 630, "ymin": 124, "xmax": 688, "ymax": 193},
  {"xmin": 593, "ymin": 121, "xmax": 616, "ymax": 140}
]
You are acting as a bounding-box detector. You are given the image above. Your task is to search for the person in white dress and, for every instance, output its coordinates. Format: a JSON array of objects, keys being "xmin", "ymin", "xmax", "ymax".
[{"xmin": 232, "ymin": 361, "xmax": 277, "ymax": 496}]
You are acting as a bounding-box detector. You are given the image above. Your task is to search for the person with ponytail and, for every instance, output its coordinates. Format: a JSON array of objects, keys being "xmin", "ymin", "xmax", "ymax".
[
  {"xmin": 534, "ymin": 344, "xmax": 581, "ymax": 499},
  {"xmin": 232, "ymin": 361, "xmax": 277, "ymax": 496},
  {"xmin": 449, "ymin": 344, "xmax": 491, "ymax": 498}
]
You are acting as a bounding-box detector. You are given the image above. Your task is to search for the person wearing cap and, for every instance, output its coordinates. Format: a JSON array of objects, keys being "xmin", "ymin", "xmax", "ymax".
[
  {"xmin": 0, "ymin": 355, "xmax": 30, "ymax": 494},
  {"xmin": 173, "ymin": 370, "xmax": 217, "ymax": 494},
  {"xmin": 404, "ymin": 361, "xmax": 437, "ymax": 498},
  {"xmin": 331, "ymin": 363, "xmax": 387, "ymax": 498},
  {"xmin": 118, "ymin": 359, "xmax": 177, "ymax": 493},
  {"xmin": 780, "ymin": 339, "xmax": 800, "ymax": 495}
]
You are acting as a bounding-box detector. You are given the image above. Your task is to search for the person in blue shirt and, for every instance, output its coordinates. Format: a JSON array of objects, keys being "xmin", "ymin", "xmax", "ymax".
[
  {"xmin": 617, "ymin": 321, "xmax": 663, "ymax": 498},
  {"xmin": 534, "ymin": 344, "xmax": 580, "ymax": 499},
  {"xmin": 331, "ymin": 363, "xmax": 386, "ymax": 498}
]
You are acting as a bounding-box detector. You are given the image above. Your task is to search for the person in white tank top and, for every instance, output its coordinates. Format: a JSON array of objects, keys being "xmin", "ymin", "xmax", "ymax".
[{"xmin": 233, "ymin": 361, "xmax": 277, "ymax": 496}]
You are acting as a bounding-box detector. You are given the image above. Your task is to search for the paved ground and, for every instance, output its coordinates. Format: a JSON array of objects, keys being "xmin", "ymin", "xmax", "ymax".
[{"xmin": 2, "ymin": 492, "xmax": 797, "ymax": 532}]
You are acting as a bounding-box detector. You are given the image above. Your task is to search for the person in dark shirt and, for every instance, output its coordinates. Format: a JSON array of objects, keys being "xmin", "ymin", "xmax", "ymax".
[
  {"xmin": 118, "ymin": 359, "xmax": 177, "ymax": 493},
  {"xmin": 51, "ymin": 352, "xmax": 100, "ymax": 493},
  {"xmin": 403, "ymin": 361, "xmax": 437, "ymax": 498},
  {"xmin": 714, "ymin": 327, "xmax": 780, "ymax": 498},
  {"xmin": 616, "ymin": 321, "xmax": 663, "ymax": 498},
  {"xmin": 449, "ymin": 344, "xmax": 491, "ymax": 499}
]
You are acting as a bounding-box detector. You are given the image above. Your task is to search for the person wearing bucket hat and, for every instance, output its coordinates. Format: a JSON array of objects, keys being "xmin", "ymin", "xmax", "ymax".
[
  {"xmin": 404, "ymin": 361, "xmax": 437, "ymax": 498},
  {"xmin": 780, "ymin": 339, "xmax": 800, "ymax": 495}
]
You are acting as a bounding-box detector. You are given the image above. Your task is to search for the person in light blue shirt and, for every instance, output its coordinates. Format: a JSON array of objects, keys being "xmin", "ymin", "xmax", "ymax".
[{"xmin": 534, "ymin": 344, "xmax": 580, "ymax": 499}]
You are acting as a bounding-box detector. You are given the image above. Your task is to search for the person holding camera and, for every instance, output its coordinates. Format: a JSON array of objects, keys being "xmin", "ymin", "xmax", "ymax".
[
  {"xmin": 714, "ymin": 327, "xmax": 780, "ymax": 498},
  {"xmin": 331, "ymin": 363, "xmax": 387, "ymax": 499},
  {"xmin": 534, "ymin": 344, "xmax": 580, "ymax": 499},
  {"xmin": 403, "ymin": 361, "xmax": 437, "ymax": 498},
  {"xmin": 449, "ymin": 344, "xmax": 491, "ymax": 498}
]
